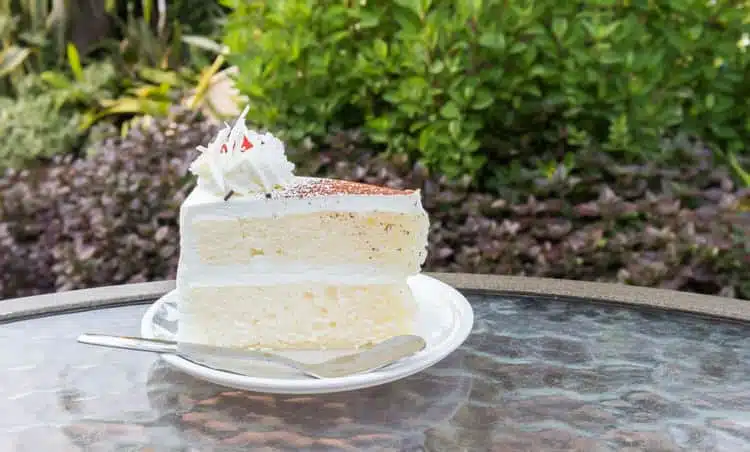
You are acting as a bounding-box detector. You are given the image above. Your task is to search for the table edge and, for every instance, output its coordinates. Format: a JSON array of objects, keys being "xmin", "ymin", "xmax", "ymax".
[
  {"xmin": 0, "ymin": 280, "xmax": 176, "ymax": 322},
  {"xmin": 432, "ymin": 273, "xmax": 749, "ymax": 322},
  {"xmin": 0, "ymin": 274, "xmax": 747, "ymax": 323}
]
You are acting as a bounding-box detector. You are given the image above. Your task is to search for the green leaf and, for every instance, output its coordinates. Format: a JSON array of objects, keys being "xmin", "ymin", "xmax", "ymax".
[
  {"xmin": 472, "ymin": 88, "xmax": 494, "ymax": 110},
  {"xmin": 728, "ymin": 151, "xmax": 750, "ymax": 187},
  {"xmin": 358, "ymin": 10, "xmax": 380, "ymax": 28},
  {"xmin": 394, "ymin": 0, "xmax": 423, "ymax": 18},
  {"xmin": 0, "ymin": 46, "xmax": 32, "ymax": 77},
  {"xmin": 393, "ymin": 8, "xmax": 420, "ymax": 34},
  {"xmin": 705, "ymin": 93, "xmax": 715, "ymax": 110},
  {"xmin": 509, "ymin": 41, "xmax": 526, "ymax": 54},
  {"xmin": 529, "ymin": 65, "xmax": 553, "ymax": 78},
  {"xmin": 599, "ymin": 51, "xmax": 622, "ymax": 65},
  {"xmin": 80, "ymin": 97, "xmax": 168, "ymax": 131},
  {"xmin": 552, "ymin": 18, "xmax": 568, "ymax": 39},
  {"xmin": 448, "ymin": 120, "xmax": 461, "ymax": 139},
  {"xmin": 367, "ymin": 116, "xmax": 391, "ymax": 131},
  {"xmin": 374, "ymin": 39, "xmax": 388, "ymax": 59},
  {"xmin": 66, "ymin": 43, "xmax": 84, "ymax": 82},
  {"xmin": 597, "ymin": 22, "xmax": 621, "ymax": 40},
  {"xmin": 98, "ymin": 97, "xmax": 168, "ymax": 115},
  {"xmin": 462, "ymin": 138, "xmax": 480, "ymax": 152},
  {"xmin": 142, "ymin": 0, "xmax": 153, "ymax": 25},
  {"xmin": 289, "ymin": 34, "xmax": 301, "ymax": 61},
  {"xmin": 189, "ymin": 53, "xmax": 225, "ymax": 109},
  {"xmin": 79, "ymin": 111, "xmax": 99, "ymax": 132},
  {"xmin": 429, "ymin": 60, "xmax": 445, "ymax": 74},
  {"xmin": 182, "ymin": 35, "xmax": 227, "ymax": 54},
  {"xmin": 327, "ymin": 30, "xmax": 351, "ymax": 44},
  {"xmin": 129, "ymin": 84, "xmax": 168, "ymax": 99},
  {"xmin": 138, "ymin": 67, "xmax": 180, "ymax": 86},
  {"xmin": 440, "ymin": 101, "xmax": 460, "ymax": 119},
  {"xmin": 40, "ymin": 71, "xmax": 73, "ymax": 89},
  {"xmin": 418, "ymin": 127, "xmax": 432, "ymax": 150},
  {"xmin": 478, "ymin": 31, "xmax": 505, "ymax": 50}
]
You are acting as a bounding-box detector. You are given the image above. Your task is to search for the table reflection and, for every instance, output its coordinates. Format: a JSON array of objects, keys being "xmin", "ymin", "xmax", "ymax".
[
  {"xmin": 57, "ymin": 351, "xmax": 472, "ymax": 451},
  {"xmin": 2, "ymin": 293, "xmax": 750, "ymax": 451}
]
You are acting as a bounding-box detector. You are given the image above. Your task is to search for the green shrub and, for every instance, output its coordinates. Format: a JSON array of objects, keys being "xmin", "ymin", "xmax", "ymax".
[
  {"xmin": 0, "ymin": 95, "xmax": 81, "ymax": 169},
  {"xmin": 18, "ymin": 61, "xmax": 118, "ymax": 107},
  {"xmin": 223, "ymin": 0, "xmax": 750, "ymax": 185},
  {"xmin": 0, "ymin": 62, "xmax": 120, "ymax": 170}
]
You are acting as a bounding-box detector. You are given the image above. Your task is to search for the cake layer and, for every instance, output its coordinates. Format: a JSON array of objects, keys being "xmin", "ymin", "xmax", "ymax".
[
  {"xmin": 177, "ymin": 282, "xmax": 417, "ymax": 349},
  {"xmin": 177, "ymin": 177, "xmax": 430, "ymax": 283},
  {"xmin": 188, "ymin": 211, "xmax": 425, "ymax": 272}
]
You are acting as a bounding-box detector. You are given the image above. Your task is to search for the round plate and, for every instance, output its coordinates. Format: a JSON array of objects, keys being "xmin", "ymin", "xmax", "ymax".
[{"xmin": 140, "ymin": 274, "xmax": 474, "ymax": 394}]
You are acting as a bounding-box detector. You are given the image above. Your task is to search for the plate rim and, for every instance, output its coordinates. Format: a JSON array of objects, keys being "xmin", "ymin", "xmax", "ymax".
[{"xmin": 140, "ymin": 274, "xmax": 474, "ymax": 394}]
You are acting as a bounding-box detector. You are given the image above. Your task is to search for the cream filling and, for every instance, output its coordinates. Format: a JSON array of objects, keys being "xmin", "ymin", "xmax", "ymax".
[{"xmin": 177, "ymin": 263, "xmax": 411, "ymax": 288}]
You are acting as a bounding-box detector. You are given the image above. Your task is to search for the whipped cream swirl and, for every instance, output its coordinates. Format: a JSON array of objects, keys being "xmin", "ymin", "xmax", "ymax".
[{"xmin": 189, "ymin": 106, "xmax": 295, "ymax": 196}]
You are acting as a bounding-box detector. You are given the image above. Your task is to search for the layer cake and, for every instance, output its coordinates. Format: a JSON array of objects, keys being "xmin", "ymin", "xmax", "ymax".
[{"xmin": 176, "ymin": 108, "xmax": 429, "ymax": 350}]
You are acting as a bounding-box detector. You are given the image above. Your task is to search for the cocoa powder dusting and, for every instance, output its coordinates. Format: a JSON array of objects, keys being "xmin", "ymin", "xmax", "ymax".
[{"xmin": 284, "ymin": 179, "xmax": 413, "ymax": 199}]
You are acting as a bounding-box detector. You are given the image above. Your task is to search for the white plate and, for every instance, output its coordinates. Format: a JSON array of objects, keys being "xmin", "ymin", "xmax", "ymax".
[{"xmin": 140, "ymin": 274, "xmax": 474, "ymax": 394}]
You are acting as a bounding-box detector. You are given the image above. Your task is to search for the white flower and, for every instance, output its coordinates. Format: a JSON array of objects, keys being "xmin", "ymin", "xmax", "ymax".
[
  {"xmin": 189, "ymin": 106, "xmax": 295, "ymax": 196},
  {"xmin": 738, "ymin": 33, "xmax": 750, "ymax": 52}
]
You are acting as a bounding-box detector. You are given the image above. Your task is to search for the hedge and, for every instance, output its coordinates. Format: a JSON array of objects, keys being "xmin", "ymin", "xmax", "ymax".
[
  {"xmin": 223, "ymin": 0, "xmax": 750, "ymax": 187},
  {"xmin": 1, "ymin": 111, "xmax": 747, "ymax": 300}
]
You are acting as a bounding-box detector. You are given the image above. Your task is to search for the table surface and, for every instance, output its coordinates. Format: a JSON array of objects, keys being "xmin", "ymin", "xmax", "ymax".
[{"xmin": 2, "ymin": 292, "xmax": 750, "ymax": 452}]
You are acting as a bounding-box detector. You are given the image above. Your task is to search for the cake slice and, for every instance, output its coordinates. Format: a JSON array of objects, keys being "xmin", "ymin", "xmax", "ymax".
[{"xmin": 175, "ymin": 108, "xmax": 429, "ymax": 350}]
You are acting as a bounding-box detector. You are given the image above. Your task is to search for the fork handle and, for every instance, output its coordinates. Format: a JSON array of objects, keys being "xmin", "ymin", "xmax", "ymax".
[{"xmin": 78, "ymin": 333, "xmax": 178, "ymax": 354}]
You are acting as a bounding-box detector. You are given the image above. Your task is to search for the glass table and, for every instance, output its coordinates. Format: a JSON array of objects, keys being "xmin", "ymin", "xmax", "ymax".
[{"xmin": 2, "ymin": 276, "xmax": 750, "ymax": 451}]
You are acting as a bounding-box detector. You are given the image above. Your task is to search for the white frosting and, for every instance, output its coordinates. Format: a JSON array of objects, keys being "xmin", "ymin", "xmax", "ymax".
[
  {"xmin": 189, "ymin": 106, "xmax": 295, "ymax": 196},
  {"xmin": 182, "ymin": 176, "xmax": 426, "ymax": 217}
]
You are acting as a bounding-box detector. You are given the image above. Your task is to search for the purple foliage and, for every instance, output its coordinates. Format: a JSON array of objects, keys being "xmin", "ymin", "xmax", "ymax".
[{"xmin": 1, "ymin": 118, "xmax": 748, "ymax": 300}]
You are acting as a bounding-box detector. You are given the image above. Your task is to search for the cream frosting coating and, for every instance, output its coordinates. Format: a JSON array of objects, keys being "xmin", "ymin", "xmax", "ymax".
[{"xmin": 182, "ymin": 176, "xmax": 426, "ymax": 217}]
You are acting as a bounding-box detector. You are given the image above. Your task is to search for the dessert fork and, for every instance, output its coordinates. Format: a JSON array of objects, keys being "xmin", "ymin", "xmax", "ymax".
[{"xmin": 77, "ymin": 333, "xmax": 426, "ymax": 379}]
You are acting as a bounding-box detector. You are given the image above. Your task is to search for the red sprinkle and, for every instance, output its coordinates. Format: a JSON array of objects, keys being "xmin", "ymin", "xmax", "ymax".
[{"xmin": 241, "ymin": 136, "xmax": 254, "ymax": 152}]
